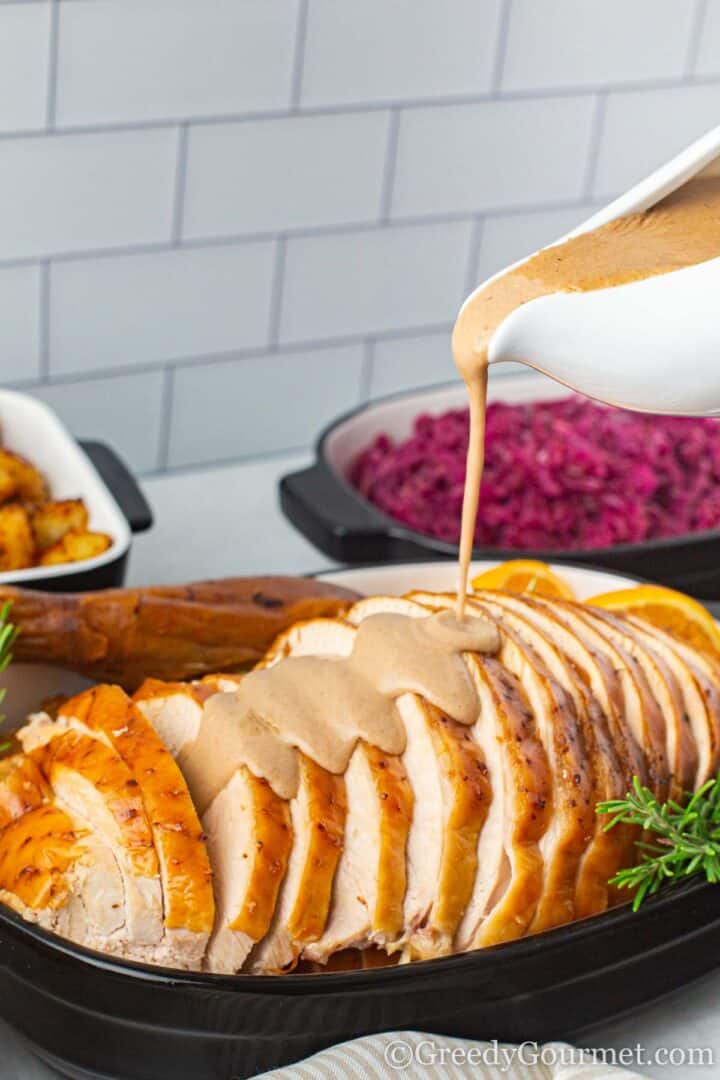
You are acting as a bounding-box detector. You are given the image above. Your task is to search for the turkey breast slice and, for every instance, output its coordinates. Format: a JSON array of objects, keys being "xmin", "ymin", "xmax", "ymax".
[
  {"xmin": 264, "ymin": 612, "xmax": 414, "ymax": 963},
  {"xmin": 132, "ymin": 674, "xmax": 243, "ymax": 758},
  {"xmin": 259, "ymin": 617, "xmax": 356, "ymax": 667},
  {"xmin": 247, "ymin": 621, "xmax": 352, "ymax": 971},
  {"xmin": 133, "ymin": 680, "xmax": 207, "ymax": 757},
  {"xmin": 569, "ymin": 607, "xmax": 696, "ymax": 795},
  {"xmin": 303, "ymin": 740, "xmax": 413, "ymax": 963},
  {"xmin": 203, "ymin": 765, "xmax": 292, "ymax": 973},
  {"xmin": 266, "ymin": 607, "xmax": 438, "ymax": 962},
  {"xmin": 265, "ymin": 612, "xmax": 414, "ymax": 963},
  {"xmin": 249, "ymin": 754, "xmax": 346, "ymax": 973},
  {"xmin": 345, "ymin": 597, "xmax": 493, "ymax": 959},
  {"xmin": 615, "ymin": 614, "xmax": 720, "ymax": 788},
  {"xmin": 595, "ymin": 617, "xmax": 716, "ymax": 786},
  {"xmin": 548, "ymin": 604, "xmax": 686, "ymax": 799},
  {"xmin": 401, "ymin": 699, "xmax": 490, "ymax": 960},
  {"xmin": 535, "ymin": 602, "xmax": 669, "ymax": 801},
  {"xmin": 398, "ymin": 594, "xmax": 553, "ymax": 947},
  {"xmin": 0, "ymin": 759, "xmax": 132, "ymax": 955},
  {"xmin": 458, "ymin": 654, "xmax": 551, "ymax": 948},
  {"xmin": 18, "ymin": 724, "xmax": 163, "ymax": 950},
  {"xmin": 407, "ymin": 591, "xmax": 592, "ymax": 933},
  {"xmin": 0, "ymin": 803, "xmax": 130, "ymax": 951},
  {"xmin": 526, "ymin": 600, "xmax": 656, "ymax": 794},
  {"xmin": 134, "ymin": 679, "xmax": 294, "ymax": 973},
  {"xmin": 0, "ymin": 754, "xmax": 49, "ymax": 828},
  {"xmin": 472, "ymin": 592, "xmax": 629, "ymax": 919},
  {"xmin": 57, "ymin": 685, "xmax": 215, "ymax": 970},
  {"xmin": 262, "ymin": 605, "xmax": 454, "ymax": 961}
]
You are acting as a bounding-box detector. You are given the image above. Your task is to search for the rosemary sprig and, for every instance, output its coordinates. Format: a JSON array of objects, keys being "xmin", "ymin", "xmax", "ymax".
[
  {"xmin": 0, "ymin": 601, "xmax": 18, "ymax": 753},
  {"xmin": 597, "ymin": 774, "xmax": 720, "ymax": 910}
]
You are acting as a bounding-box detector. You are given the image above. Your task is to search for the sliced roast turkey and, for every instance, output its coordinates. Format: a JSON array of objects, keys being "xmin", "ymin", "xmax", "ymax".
[
  {"xmin": 56, "ymin": 685, "xmax": 215, "ymax": 969},
  {"xmin": 471, "ymin": 591, "xmax": 632, "ymax": 918},
  {"xmin": 248, "ymin": 754, "xmax": 346, "ymax": 973},
  {"xmin": 344, "ymin": 596, "xmax": 492, "ymax": 959},
  {"xmin": 408, "ymin": 591, "xmax": 593, "ymax": 932}
]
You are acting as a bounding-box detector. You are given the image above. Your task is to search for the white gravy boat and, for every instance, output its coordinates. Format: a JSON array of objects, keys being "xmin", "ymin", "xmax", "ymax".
[{"xmin": 461, "ymin": 125, "xmax": 720, "ymax": 415}]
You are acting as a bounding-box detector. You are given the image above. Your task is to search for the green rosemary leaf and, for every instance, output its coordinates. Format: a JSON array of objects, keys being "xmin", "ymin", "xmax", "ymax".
[
  {"xmin": 597, "ymin": 773, "xmax": 720, "ymax": 909},
  {"xmin": 0, "ymin": 600, "xmax": 18, "ymax": 729}
]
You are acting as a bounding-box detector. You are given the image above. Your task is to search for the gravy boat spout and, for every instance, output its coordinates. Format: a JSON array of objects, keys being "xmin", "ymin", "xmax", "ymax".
[{"xmin": 462, "ymin": 124, "xmax": 720, "ymax": 416}]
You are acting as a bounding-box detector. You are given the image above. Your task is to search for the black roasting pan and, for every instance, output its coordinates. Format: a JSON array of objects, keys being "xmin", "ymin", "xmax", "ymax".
[
  {"xmin": 280, "ymin": 375, "xmax": 720, "ymax": 599},
  {"xmin": 0, "ymin": 876, "xmax": 718, "ymax": 1079}
]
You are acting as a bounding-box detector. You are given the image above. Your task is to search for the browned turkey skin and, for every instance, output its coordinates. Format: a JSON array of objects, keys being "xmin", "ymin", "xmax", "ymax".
[
  {"xmin": 2, "ymin": 590, "xmax": 715, "ymax": 975},
  {"xmin": 0, "ymin": 576, "xmax": 359, "ymax": 690}
]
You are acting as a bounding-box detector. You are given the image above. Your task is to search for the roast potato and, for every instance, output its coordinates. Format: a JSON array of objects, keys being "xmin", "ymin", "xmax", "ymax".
[
  {"xmin": 0, "ymin": 450, "xmax": 48, "ymax": 506},
  {"xmin": 31, "ymin": 499, "xmax": 89, "ymax": 552},
  {"xmin": 39, "ymin": 530, "xmax": 112, "ymax": 567},
  {"xmin": 0, "ymin": 443, "xmax": 114, "ymax": 572},
  {"xmin": 0, "ymin": 505, "xmax": 35, "ymax": 571}
]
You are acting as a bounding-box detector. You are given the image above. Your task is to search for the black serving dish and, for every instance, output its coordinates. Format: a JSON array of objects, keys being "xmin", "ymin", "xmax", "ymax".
[
  {"xmin": 0, "ymin": 876, "xmax": 719, "ymax": 1079},
  {"xmin": 280, "ymin": 376, "xmax": 720, "ymax": 600}
]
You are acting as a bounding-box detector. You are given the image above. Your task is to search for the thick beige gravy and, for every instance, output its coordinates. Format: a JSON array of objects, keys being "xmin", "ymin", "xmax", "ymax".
[
  {"xmin": 182, "ymin": 610, "xmax": 498, "ymax": 805},
  {"xmin": 452, "ymin": 176, "xmax": 720, "ymax": 616}
]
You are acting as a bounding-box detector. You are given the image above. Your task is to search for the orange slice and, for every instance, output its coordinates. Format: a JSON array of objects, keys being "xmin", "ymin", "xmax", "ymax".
[
  {"xmin": 587, "ymin": 584, "xmax": 720, "ymax": 659},
  {"xmin": 470, "ymin": 560, "xmax": 576, "ymax": 600}
]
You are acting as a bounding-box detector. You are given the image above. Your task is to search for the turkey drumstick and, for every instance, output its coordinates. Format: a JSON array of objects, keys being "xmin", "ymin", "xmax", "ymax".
[{"xmin": 0, "ymin": 577, "xmax": 359, "ymax": 690}]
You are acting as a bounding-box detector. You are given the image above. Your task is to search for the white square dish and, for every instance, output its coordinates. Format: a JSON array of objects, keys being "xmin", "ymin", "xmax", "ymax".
[{"xmin": 0, "ymin": 387, "xmax": 151, "ymax": 590}]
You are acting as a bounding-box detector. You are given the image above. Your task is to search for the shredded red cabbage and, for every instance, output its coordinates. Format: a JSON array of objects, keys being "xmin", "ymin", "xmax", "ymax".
[{"xmin": 348, "ymin": 396, "xmax": 720, "ymax": 550}]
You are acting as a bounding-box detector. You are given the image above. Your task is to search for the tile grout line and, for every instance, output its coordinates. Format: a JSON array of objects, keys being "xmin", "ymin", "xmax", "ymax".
[
  {"xmin": 581, "ymin": 92, "xmax": 607, "ymax": 200},
  {"xmin": 38, "ymin": 261, "xmax": 51, "ymax": 380},
  {"xmin": 0, "ymin": 194, "xmax": 607, "ymax": 272},
  {"xmin": 44, "ymin": 0, "xmax": 60, "ymax": 129},
  {"xmin": 7, "ymin": 320, "xmax": 456, "ymax": 391},
  {"xmin": 156, "ymin": 366, "xmax": 175, "ymax": 471},
  {"xmin": 0, "ymin": 73, "xmax": 719, "ymax": 142},
  {"xmin": 490, "ymin": 0, "xmax": 513, "ymax": 92},
  {"xmin": 379, "ymin": 109, "xmax": 401, "ymax": 222},
  {"xmin": 359, "ymin": 340, "xmax": 374, "ymax": 403},
  {"xmin": 463, "ymin": 217, "xmax": 485, "ymax": 300},
  {"xmin": 685, "ymin": 0, "xmax": 708, "ymax": 75},
  {"xmin": 140, "ymin": 441, "xmax": 317, "ymax": 482},
  {"xmin": 267, "ymin": 236, "xmax": 288, "ymax": 347},
  {"xmin": 289, "ymin": 0, "xmax": 309, "ymax": 109},
  {"xmin": 171, "ymin": 123, "xmax": 190, "ymax": 244}
]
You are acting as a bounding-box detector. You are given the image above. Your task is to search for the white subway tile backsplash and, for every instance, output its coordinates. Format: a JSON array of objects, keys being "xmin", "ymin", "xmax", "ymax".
[
  {"xmin": 501, "ymin": 0, "xmax": 696, "ymax": 91},
  {"xmin": 0, "ymin": 265, "xmax": 41, "ymax": 383},
  {"xmin": 0, "ymin": 2, "xmax": 51, "ymax": 132},
  {"xmin": 168, "ymin": 344, "xmax": 364, "ymax": 467},
  {"xmin": 0, "ymin": 2, "xmax": 712, "ymax": 479},
  {"xmin": 0, "ymin": 129, "xmax": 177, "ymax": 261},
  {"xmin": 56, "ymin": 0, "xmax": 298, "ymax": 126},
  {"xmin": 694, "ymin": 1, "xmax": 720, "ymax": 76},
  {"xmin": 49, "ymin": 243, "xmax": 276, "ymax": 376},
  {"xmin": 32, "ymin": 371, "xmax": 165, "ymax": 474},
  {"xmin": 300, "ymin": 0, "xmax": 503, "ymax": 107},
  {"xmin": 475, "ymin": 205, "xmax": 597, "ymax": 281},
  {"xmin": 391, "ymin": 96, "xmax": 596, "ymax": 219},
  {"xmin": 183, "ymin": 112, "xmax": 389, "ymax": 240},
  {"xmin": 279, "ymin": 221, "xmax": 472, "ymax": 343},
  {"xmin": 369, "ymin": 332, "xmax": 457, "ymax": 399},
  {"xmin": 593, "ymin": 83, "xmax": 720, "ymax": 197}
]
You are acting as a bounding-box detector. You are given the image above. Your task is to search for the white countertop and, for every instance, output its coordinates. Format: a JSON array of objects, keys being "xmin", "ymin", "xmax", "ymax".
[{"xmin": 1, "ymin": 451, "xmax": 719, "ymax": 1079}]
